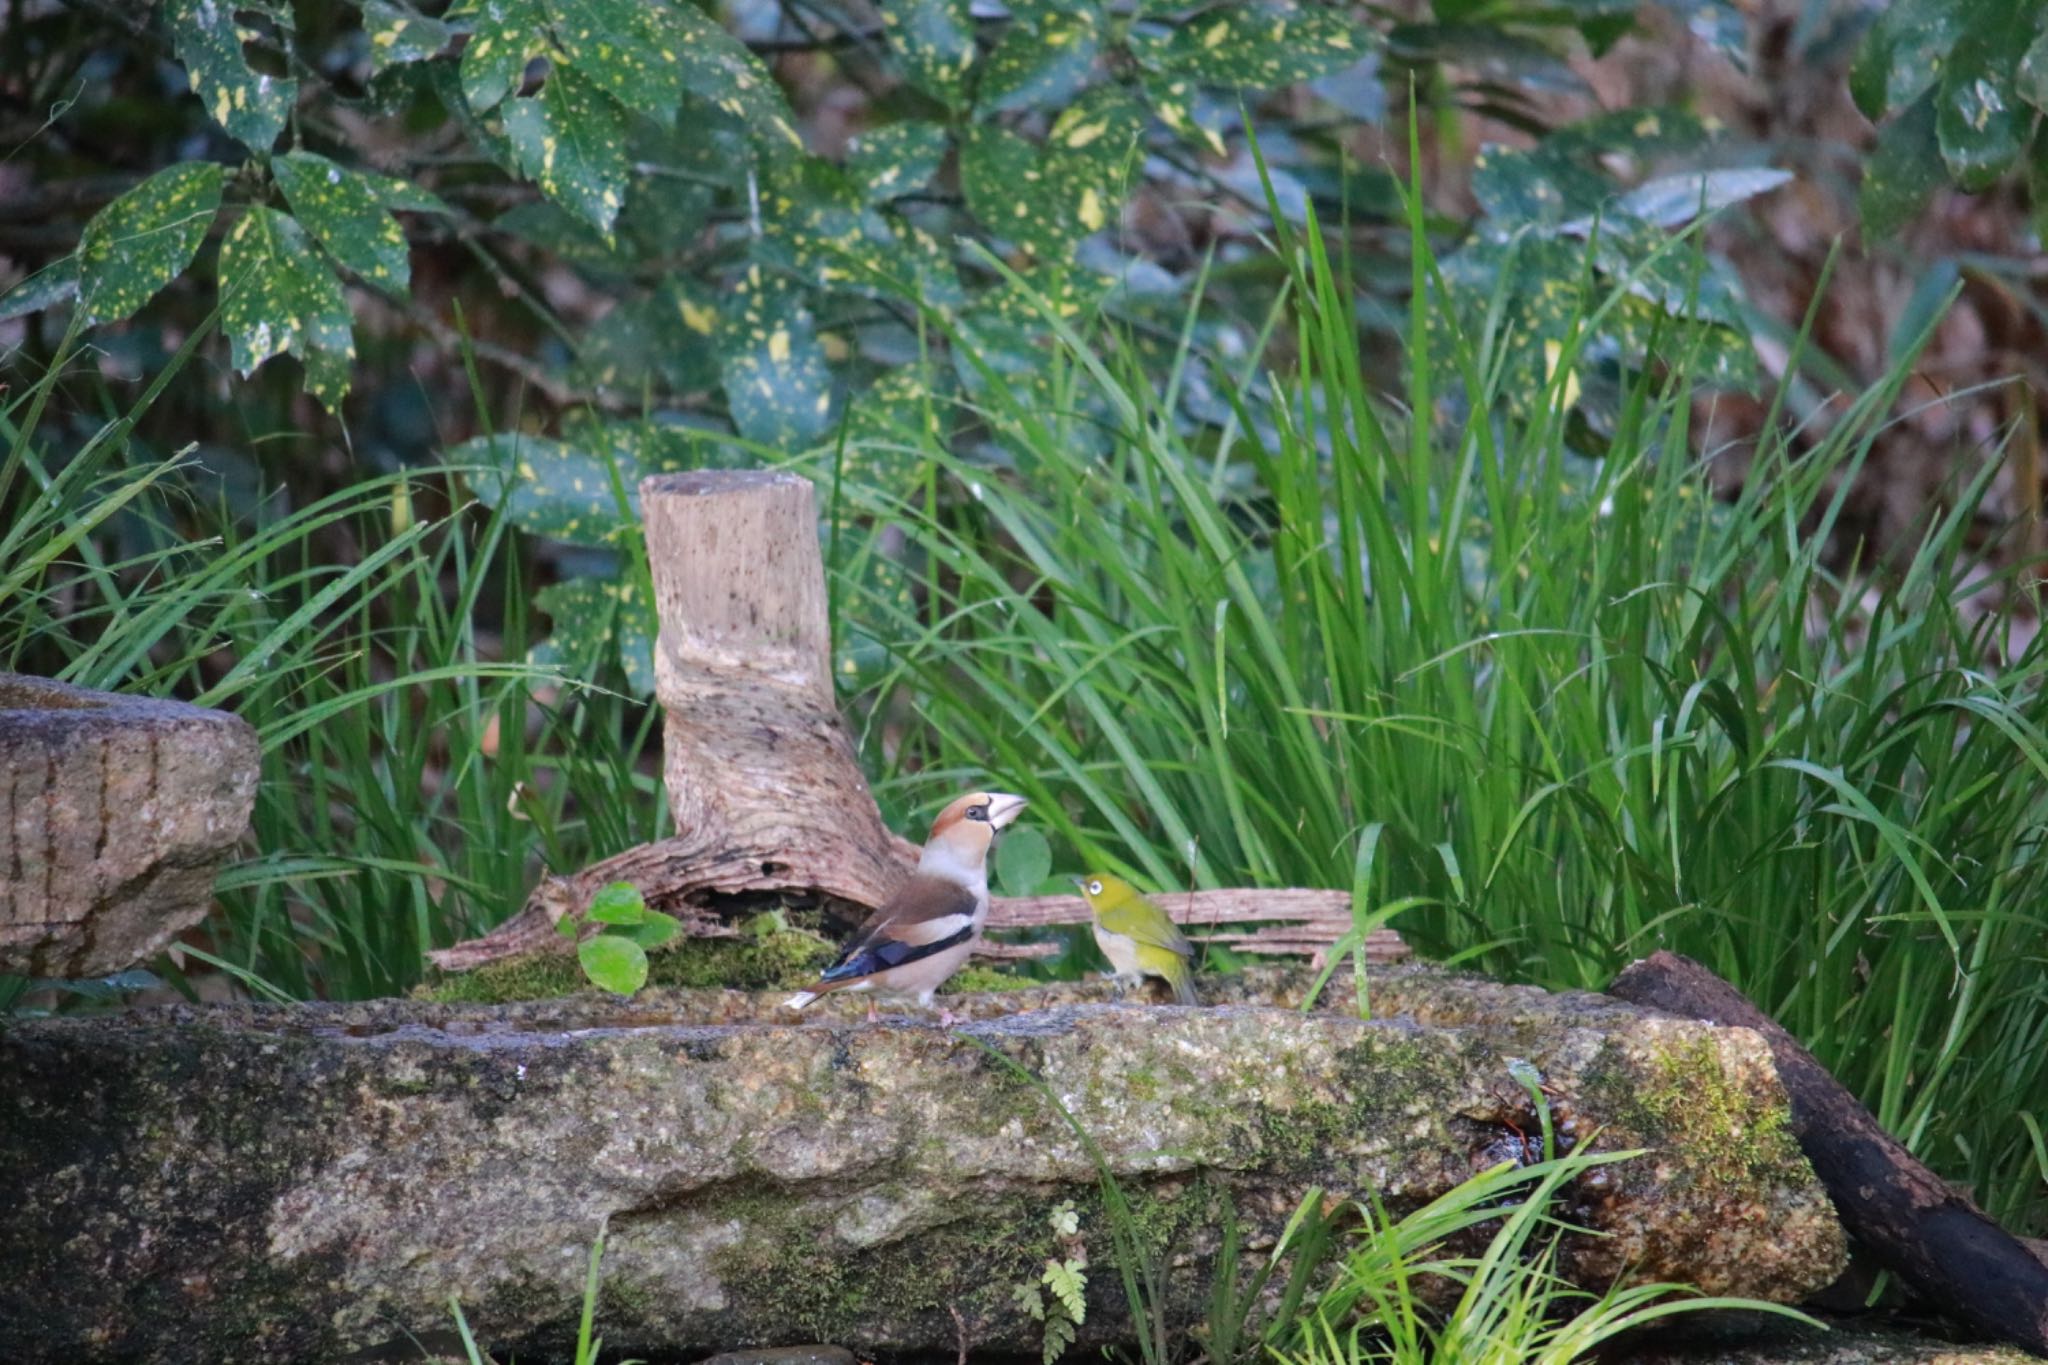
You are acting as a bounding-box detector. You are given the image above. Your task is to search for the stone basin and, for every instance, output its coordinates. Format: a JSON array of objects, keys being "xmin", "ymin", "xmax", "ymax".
[
  {"xmin": 0, "ymin": 671, "xmax": 257, "ymax": 977},
  {"xmin": 0, "ymin": 965, "xmax": 1846, "ymax": 1363}
]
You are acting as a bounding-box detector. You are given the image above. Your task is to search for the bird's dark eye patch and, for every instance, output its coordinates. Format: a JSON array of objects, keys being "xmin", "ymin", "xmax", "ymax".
[{"xmin": 967, "ymin": 803, "xmax": 989, "ymax": 821}]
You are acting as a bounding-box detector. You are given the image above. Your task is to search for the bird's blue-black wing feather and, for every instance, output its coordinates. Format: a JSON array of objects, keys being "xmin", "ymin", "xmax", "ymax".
[{"xmin": 819, "ymin": 922, "xmax": 975, "ymax": 982}]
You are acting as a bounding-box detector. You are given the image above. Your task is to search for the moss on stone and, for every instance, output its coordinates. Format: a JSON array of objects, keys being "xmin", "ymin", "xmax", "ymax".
[
  {"xmin": 942, "ymin": 965, "xmax": 1038, "ymax": 993},
  {"xmin": 1590, "ymin": 1034, "xmax": 1804, "ymax": 1193},
  {"xmin": 415, "ymin": 925, "xmax": 837, "ymax": 1004}
]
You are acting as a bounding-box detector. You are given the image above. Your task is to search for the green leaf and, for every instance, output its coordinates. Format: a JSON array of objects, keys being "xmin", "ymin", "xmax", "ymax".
[
  {"xmin": 0, "ymin": 257, "xmax": 78, "ymax": 323},
  {"xmin": 77, "ymin": 162, "xmax": 224, "ymax": 324},
  {"xmin": 273, "ymin": 151, "xmax": 412, "ymax": 296},
  {"xmin": 2021, "ymin": 29, "xmax": 2048, "ymax": 111},
  {"xmin": 166, "ymin": 0, "xmax": 297, "ymax": 151},
  {"xmin": 506, "ymin": 69, "xmax": 631, "ymax": 235},
  {"xmin": 846, "ymin": 122, "xmax": 950, "ymax": 202},
  {"xmin": 1862, "ymin": 93, "xmax": 1946, "ymax": 236},
  {"xmin": 1606, "ymin": 167, "xmax": 1792, "ymax": 228},
  {"xmin": 1143, "ymin": 75, "xmax": 1227, "ymax": 157},
  {"xmin": 555, "ymin": 913, "xmax": 581, "ymax": 938},
  {"xmin": 587, "ymin": 880, "xmax": 647, "ymax": 925},
  {"xmin": 458, "ymin": 0, "xmax": 550, "ymax": 112},
  {"xmin": 1849, "ymin": 0, "xmax": 1966, "ymax": 120},
  {"xmin": 532, "ymin": 572, "xmax": 658, "ymax": 693},
  {"xmin": 1128, "ymin": 1, "xmax": 1370, "ymax": 88},
  {"xmin": 576, "ymin": 281, "xmax": 721, "ymax": 395},
  {"xmin": 363, "ymin": 0, "xmax": 454, "ymax": 72},
  {"xmin": 721, "ymin": 269, "xmax": 833, "ymax": 450},
  {"xmin": 627, "ymin": 910, "xmax": 682, "ymax": 949},
  {"xmin": 1936, "ymin": 2, "xmax": 2030, "ymax": 190},
  {"xmin": 217, "ymin": 206, "xmax": 356, "ymax": 412},
  {"xmin": 552, "ymin": 0, "xmax": 683, "ymax": 124},
  {"xmin": 882, "ymin": 0, "xmax": 977, "ymax": 105},
  {"xmin": 455, "ymin": 433, "xmax": 642, "ymax": 546},
  {"xmin": 995, "ymin": 825, "xmax": 1051, "ymax": 897},
  {"xmin": 668, "ymin": 4, "xmax": 805, "ymax": 155},
  {"xmin": 961, "ymin": 89, "xmax": 1141, "ymax": 257},
  {"xmin": 578, "ymin": 933, "xmax": 649, "ymax": 994},
  {"xmin": 1469, "ymin": 145, "xmax": 1607, "ymax": 231},
  {"xmin": 978, "ymin": 8, "xmax": 1100, "ymax": 112},
  {"xmin": 356, "ymin": 169, "xmax": 454, "ymax": 214}
]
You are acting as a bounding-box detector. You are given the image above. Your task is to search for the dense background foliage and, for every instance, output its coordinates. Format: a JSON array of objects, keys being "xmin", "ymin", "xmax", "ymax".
[{"xmin": 4, "ymin": 0, "xmax": 2048, "ymax": 1239}]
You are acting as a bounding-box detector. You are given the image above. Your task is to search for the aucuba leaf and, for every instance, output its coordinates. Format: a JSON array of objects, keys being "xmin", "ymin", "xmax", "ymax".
[
  {"xmin": 77, "ymin": 162, "xmax": 223, "ymax": 324},
  {"xmin": 505, "ymin": 68, "xmax": 631, "ymax": 235},
  {"xmin": 978, "ymin": 7, "xmax": 1099, "ymax": 113},
  {"xmin": 273, "ymin": 151, "xmax": 412, "ymax": 296},
  {"xmin": 846, "ymin": 122, "xmax": 950, "ymax": 202},
  {"xmin": 551, "ymin": 0, "xmax": 683, "ymax": 124},
  {"xmin": 362, "ymin": 0, "xmax": 455, "ymax": 73},
  {"xmin": 217, "ymin": 206, "xmax": 356, "ymax": 412},
  {"xmin": 531, "ymin": 572, "xmax": 657, "ymax": 692},
  {"xmin": 881, "ymin": 0, "xmax": 977, "ymax": 106},
  {"xmin": 457, "ymin": 0, "xmax": 550, "ymax": 112},
  {"xmin": 720, "ymin": 268, "xmax": 833, "ymax": 450},
  {"xmin": 1127, "ymin": 1, "xmax": 1370, "ymax": 89},
  {"xmin": 0, "ymin": 257, "xmax": 78, "ymax": 323},
  {"xmin": 166, "ymin": 0, "xmax": 297, "ymax": 151},
  {"xmin": 578, "ymin": 933, "xmax": 649, "ymax": 994},
  {"xmin": 1862, "ymin": 94, "xmax": 1945, "ymax": 239},
  {"xmin": 668, "ymin": 4, "xmax": 805, "ymax": 156}
]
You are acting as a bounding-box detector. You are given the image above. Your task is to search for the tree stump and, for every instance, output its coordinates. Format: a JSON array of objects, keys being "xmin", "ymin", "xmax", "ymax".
[
  {"xmin": 0, "ymin": 672, "xmax": 257, "ymax": 977},
  {"xmin": 432, "ymin": 471, "xmax": 1405, "ymax": 972}
]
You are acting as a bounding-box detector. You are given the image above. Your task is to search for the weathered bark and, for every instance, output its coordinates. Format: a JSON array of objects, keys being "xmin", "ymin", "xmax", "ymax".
[
  {"xmin": 0, "ymin": 672, "xmax": 256, "ymax": 977},
  {"xmin": 1608, "ymin": 950, "xmax": 2048, "ymax": 1357},
  {"xmin": 0, "ymin": 965, "xmax": 1843, "ymax": 1364}
]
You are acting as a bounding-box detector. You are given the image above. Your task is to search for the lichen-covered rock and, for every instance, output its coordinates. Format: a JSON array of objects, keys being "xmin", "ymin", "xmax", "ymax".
[
  {"xmin": 0, "ymin": 672, "xmax": 257, "ymax": 977},
  {"xmin": 1636, "ymin": 1324, "xmax": 2041, "ymax": 1363},
  {"xmin": 0, "ymin": 965, "xmax": 1845, "ymax": 1363}
]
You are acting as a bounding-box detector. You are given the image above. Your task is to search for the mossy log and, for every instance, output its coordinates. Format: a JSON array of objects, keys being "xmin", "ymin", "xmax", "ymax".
[{"xmin": 0, "ymin": 965, "xmax": 1844, "ymax": 1363}]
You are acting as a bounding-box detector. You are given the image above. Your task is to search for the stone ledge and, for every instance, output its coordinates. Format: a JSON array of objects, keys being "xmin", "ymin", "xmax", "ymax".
[{"xmin": 0, "ymin": 965, "xmax": 1846, "ymax": 1363}]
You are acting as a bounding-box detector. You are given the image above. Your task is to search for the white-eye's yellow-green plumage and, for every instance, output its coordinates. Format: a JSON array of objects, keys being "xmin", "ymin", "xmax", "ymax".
[{"xmin": 1076, "ymin": 873, "xmax": 1197, "ymax": 1005}]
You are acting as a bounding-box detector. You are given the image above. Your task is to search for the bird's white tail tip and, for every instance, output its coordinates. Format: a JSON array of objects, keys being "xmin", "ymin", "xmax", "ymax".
[{"xmin": 783, "ymin": 990, "xmax": 819, "ymax": 1011}]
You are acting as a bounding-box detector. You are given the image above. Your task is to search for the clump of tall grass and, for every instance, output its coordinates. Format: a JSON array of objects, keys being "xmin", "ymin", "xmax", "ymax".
[
  {"xmin": 0, "ymin": 323, "xmax": 662, "ymax": 1003},
  {"xmin": 821, "ymin": 197, "xmax": 2048, "ymax": 1232}
]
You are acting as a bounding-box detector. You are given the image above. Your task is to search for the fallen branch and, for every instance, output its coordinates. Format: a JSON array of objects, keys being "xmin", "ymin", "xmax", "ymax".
[{"xmin": 1608, "ymin": 950, "xmax": 2048, "ymax": 1355}]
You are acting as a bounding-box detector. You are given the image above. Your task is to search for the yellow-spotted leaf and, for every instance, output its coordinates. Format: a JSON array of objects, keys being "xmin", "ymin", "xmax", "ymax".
[
  {"xmin": 842, "ymin": 363, "xmax": 953, "ymax": 486},
  {"xmin": 0, "ymin": 257, "xmax": 78, "ymax": 323},
  {"xmin": 720, "ymin": 269, "xmax": 833, "ymax": 449},
  {"xmin": 667, "ymin": 4, "xmax": 804, "ymax": 156},
  {"xmin": 273, "ymin": 151, "xmax": 411, "ymax": 296},
  {"xmin": 505, "ymin": 68, "xmax": 630, "ymax": 235},
  {"xmin": 452, "ymin": 434, "xmax": 638, "ymax": 546},
  {"xmin": 533, "ymin": 573, "xmax": 658, "ymax": 693},
  {"xmin": 362, "ymin": 0, "xmax": 455, "ymax": 73},
  {"xmin": 1129, "ymin": 1, "xmax": 1371, "ymax": 88},
  {"xmin": 218, "ymin": 206, "xmax": 356, "ymax": 412},
  {"xmin": 846, "ymin": 121, "xmax": 950, "ymax": 202},
  {"xmin": 166, "ymin": 0, "xmax": 297, "ymax": 151},
  {"xmin": 1142, "ymin": 75, "xmax": 1228, "ymax": 156},
  {"xmin": 961, "ymin": 88, "xmax": 1140, "ymax": 257},
  {"xmin": 77, "ymin": 162, "xmax": 224, "ymax": 324},
  {"xmin": 882, "ymin": 0, "xmax": 977, "ymax": 106},
  {"xmin": 551, "ymin": 0, "xmax": 683, "ymax": 124},
  {"xmin": 457, "ymin": 0, "xmax": 551, "ymax": 112},
  {"xmin": 978, "ymin": 6, "xmax": 1100, "ymax": 112}
]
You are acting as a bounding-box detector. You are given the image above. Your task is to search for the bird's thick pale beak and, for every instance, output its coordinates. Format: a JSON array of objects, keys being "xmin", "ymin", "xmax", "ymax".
[{"xmin": 985, "ymin": 792, "xmax": 1028, "ymax": 830}]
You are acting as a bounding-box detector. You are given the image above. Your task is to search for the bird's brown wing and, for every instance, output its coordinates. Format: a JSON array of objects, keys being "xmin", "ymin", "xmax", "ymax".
[{"xmin": 820, "ymin": 876, "xmax": 980, "ymax": 984}]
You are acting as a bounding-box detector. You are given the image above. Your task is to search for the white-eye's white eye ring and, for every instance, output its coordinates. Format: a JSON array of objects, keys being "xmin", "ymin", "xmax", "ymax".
[{"xmin": 1087, "ymin": 879, "xmax": 1103, "ymax": 896}]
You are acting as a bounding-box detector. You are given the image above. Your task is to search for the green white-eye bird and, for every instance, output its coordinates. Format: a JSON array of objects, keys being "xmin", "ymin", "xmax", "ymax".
[{"xmin": 1076, "ymin": 873, "xmax": 1197, "ymax": 1005}]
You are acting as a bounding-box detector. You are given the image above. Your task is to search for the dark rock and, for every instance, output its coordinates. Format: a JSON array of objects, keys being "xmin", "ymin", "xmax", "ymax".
[
  {"xmin": 0, "ymin": 965, "xmax": 1845, "ymax": 1363},
  {"xmin": 0, "ymin": 672, "xmax": 257, "ymax": 977},
  {"xmin": 693, "ymin": 1346, "xmax": 858, "ymax": 1365}
]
